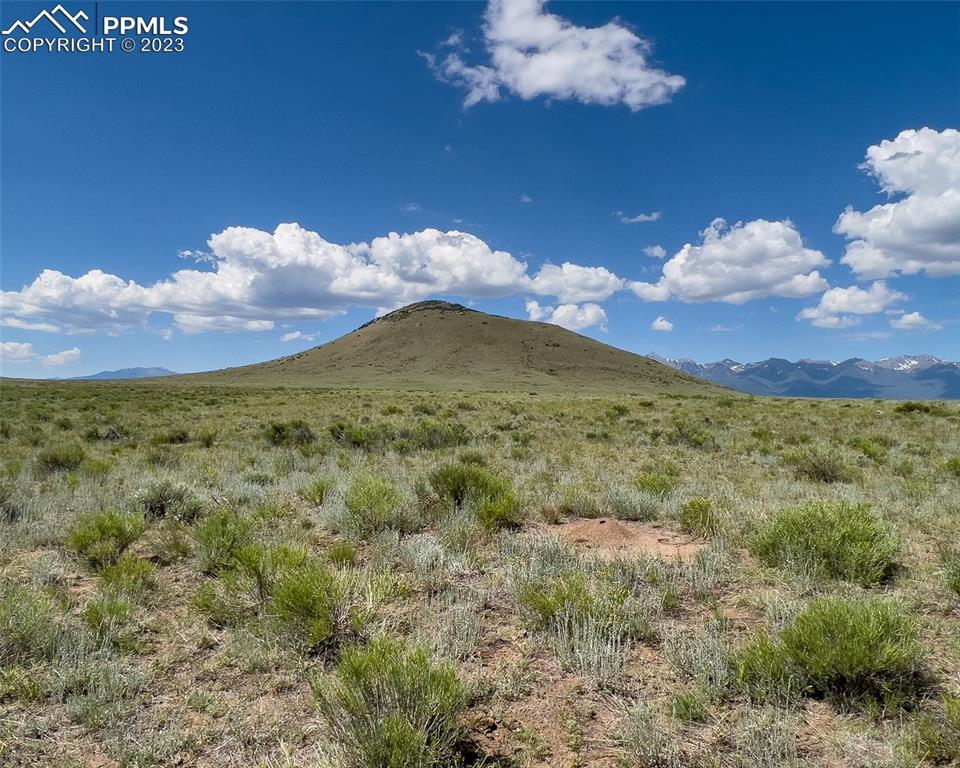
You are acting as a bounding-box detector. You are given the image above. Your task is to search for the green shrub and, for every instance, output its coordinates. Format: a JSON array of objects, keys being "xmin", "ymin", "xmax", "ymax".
[
  {"xmin": 136, "ymin": 479, "xmax": 200, "ymax": 520},
  {"xmin": 313, "ymin": 636, "xmax": 466, "ymax": 768},
  {"xmin": 475, "ymin": 487, "xmax": 525, "ymax": 531},
  {"xmin": 36, "ymin": 444, "xmax": 86, "ymax": 474},
  {"xmin": 0, "ymin": 587, "xmax": 67, "ymax": 664},
  {"xmin": 429, "ymin": 463, "xmax": 501, "ymax": 508},
  {"xmin": 944, "ymin": 456, "xmax": 960, "ymax": 478},
  {"xmin": 781, "ymin": 597, "xmax": 924, "ymax": 705},
  {"xmin": 783, "ymin": 445, "xmax": 854, "ymax": 483},
  {"xmin": 265, "ymin": 420, "xmax": 316, "ymax": 446},
  {"xmin": 66, "ymin": 509, "xmax": 146, "ymax": 569},
  {"xmin": 343, "ymin": 474, "xmax": 411, "ymax": 537},
  {"xmin": 734, "ymin": 631, "xmax": 797, "ymax": 704},
  {"xmin": 635, "ymin": 473, "xmax": 676, "ymax": 497},
  {"xmin": 82, "ymin": 594, "xmax": 135, "ymax": 640},
  {"xmin": 670, "ymin": 690, "xmax": 707, "ymax": 723},
  {"xmin": 894, "ymin": 401, "xmax": 934, "ymax": 414},
  {"xmin": 680, "ymin": 497, "xmax": 719, "ymax": 537},
  {"xmin": 192, "ymin": 510, "xmax": 252, "ymax": 574},
  {"xmin": 749, "ymin": 502, "xmax": 898, "ymax": 585},
  {"xmin": 151, "ymin": 427, "xmax": 190, "ymax": 445},
  {"xmin": 329, "ymin": 540, "xmax": 358, "ymax": 566},
  {"xmin": 299, "ymin": 477, "xmax": 333, "ymax": 505},
  {"xmin": 233, "ymin": 543, "xmax": 307, "ymax": 604},
  {"xmin": 269, "ymin": 560, "xmax": 350, "ymax": 652}
]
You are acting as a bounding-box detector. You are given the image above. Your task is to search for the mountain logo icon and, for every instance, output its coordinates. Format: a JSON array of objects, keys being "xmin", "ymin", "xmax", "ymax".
[{"xmin": 2, "ymin": 4, "xmax": 88, "ymax": 35}]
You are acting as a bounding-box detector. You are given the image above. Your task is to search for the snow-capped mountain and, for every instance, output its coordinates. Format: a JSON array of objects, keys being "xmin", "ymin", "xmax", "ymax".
[{"xmin": 648, "ymin": 354, "xmax": 960, "ymax": 399}]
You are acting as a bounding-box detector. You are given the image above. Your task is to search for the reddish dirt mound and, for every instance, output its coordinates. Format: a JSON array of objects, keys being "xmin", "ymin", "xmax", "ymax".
[{"xmin": 551, "ymin": 518, "xmax": 704, "ymax": 561}]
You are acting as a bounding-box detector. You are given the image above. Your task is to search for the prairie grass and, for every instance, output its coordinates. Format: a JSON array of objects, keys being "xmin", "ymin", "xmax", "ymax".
[{"xmin": 0, "ymin": 380, "xmax": 956, "ymax": 767}]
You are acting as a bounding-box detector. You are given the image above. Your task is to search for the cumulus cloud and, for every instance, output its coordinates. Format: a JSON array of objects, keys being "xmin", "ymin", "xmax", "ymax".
[
  {"xmin": 530, "ymin": 262, "xmax": 624, "ymax": 303},
  {"xmin": 280, "ymin": 330, "xmax": 315, "ymax": 342},
  {"xmin": 42, "ymin": 347, "xmax": 81, "ymax": 366},
  {"xmin": 630, "ymin": 218, "xmax": 829, "ymax": 304},
  {"xmin": 0, "ymin": 341, "xmax": 36, "ymax": 362},
  {"xmin": 617, "ymin": 211, "xmax": 661, "ymax": 224},
  {"xmin": 836, "ymin": 128, "xmax": 960, "ymax": 279},
  {"xmin": 425, "ymin": 0, "xmax": 684, "ymax": 111},
  {"xmin": 525, "ymin": 299, "xmax": 607, "ymax": 331},
  {"xmin": 0, "ymin": 223, "xmax": 630, "ymax": 335},
  {"xmin": 650, "ymin": 315, "xmax": 673, "ymax": 331},
  {"xmin": 889, "ymin": 311, "xmax": 943, "ymax": 331},
  {"xmin": 642, "ymin": 245, "xmax": 666, "ymax": 259},
  {"xmin": 1, "ymin": 317, "xmax": 60, "ymax": 332},
  {"xmin": 797, "ymin": 281, "xmax": 905, "ymax": 328},
  {"xmin": 519, "ymin": 194, "xmax": 533, "ymax": 203}
]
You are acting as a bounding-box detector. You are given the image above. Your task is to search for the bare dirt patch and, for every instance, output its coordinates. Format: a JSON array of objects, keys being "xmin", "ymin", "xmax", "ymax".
[{"xmin": 550, "ymin": 518, "xmax": 705, "ymax": 561}]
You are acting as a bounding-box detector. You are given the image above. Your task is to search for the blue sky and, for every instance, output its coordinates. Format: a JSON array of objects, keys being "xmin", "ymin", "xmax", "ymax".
[{"xmin": 1, "ymin": 0, "xmax": 958, "ymax": 377}]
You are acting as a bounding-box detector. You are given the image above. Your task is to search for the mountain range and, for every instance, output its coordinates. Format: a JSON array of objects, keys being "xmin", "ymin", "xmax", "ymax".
[
  {"xmin": 72, "ymin": 367, "xmax": 178, "ymax": 381},
  {"xmin": 648, "ymin": 353, "xmax": 960, "ymax": 399}
]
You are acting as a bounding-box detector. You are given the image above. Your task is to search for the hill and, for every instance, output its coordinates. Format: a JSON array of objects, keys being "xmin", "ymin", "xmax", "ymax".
[
  {"xmin": 73, "ymin": 367, "xmax": 178, "ymax": 381},
  {"xmin": 187, "ymin": 301, "xmax": 715, "ymax": 393},
  {"xmin": 650, "ymin": 353, "xmax": 960, "ymax": 399}
]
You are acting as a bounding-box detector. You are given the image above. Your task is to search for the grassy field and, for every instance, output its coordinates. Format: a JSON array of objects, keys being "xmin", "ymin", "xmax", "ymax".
[{"xmin": 1, "ymin": 380, "xmax": 958, "ymax": 767}]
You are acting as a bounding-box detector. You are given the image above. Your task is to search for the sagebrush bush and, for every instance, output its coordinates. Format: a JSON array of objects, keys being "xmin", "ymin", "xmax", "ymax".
[
  {"xmin": 0, "ymin": 481, "xmax": 19, "ymax": 523},
  {"xmin": 269, "ymin": 560, "xmax": 349, "ymax": 652},
  {"xmin": 783, "ymin": 445, "xmax": 854, "ymax": 483},
  {"xmin": 749, "ymin": 502, "xmax": 898, "ymax": 585},
  {"xmin": 781, "ymin": 597, "xmax": 924, "ymax": 704},
  {"xmin": 36, "ymin": 444, "xmax": 86, "ymax": 474},
  {"xmin": 313, "ymin": 636, "xmax": 466, "ymax": 768},
  {"xmin": 136, "ymin": 479, "xmax": 200, "ymax": 520},
  {"xmin": 66, "ymin": 509, "xmax": 146, "ymax": 569},
  {"xmin": 429, "ymin": 463, "xmax": 501, "ymax": 507},
  {"xmin": 151, "ymin": 427, "xmax": 190, "ymax": 445},
  {"xmin": 945, "ymin": 456, "xmax": 960, "ymax": 478},
  {"xmin": 343, "ymin": 474, "xmax": 412, "ymax": 537},
  {"xmin": 265, "ymin": 420, "xmax": 316, "ymax": 446},
  {"xmin": 192, "ymin": 510, "xmax": 252, "ymax": 574}
]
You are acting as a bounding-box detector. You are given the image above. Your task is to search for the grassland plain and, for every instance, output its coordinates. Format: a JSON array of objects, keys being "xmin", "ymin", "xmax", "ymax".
[{"xmin": 0, "ymin": 380, "xmax": 958, "ymax": 767}]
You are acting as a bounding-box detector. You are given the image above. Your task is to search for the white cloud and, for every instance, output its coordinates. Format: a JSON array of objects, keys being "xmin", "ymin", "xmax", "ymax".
[
  {"xmin": 650, "ymin": 315, "xmax": 673, "ymax": 331},
  {"xmin": 1, "ymin": 223, "xmax": 631, "ymax": 335},
  {"xmin": 425, "ymin": 0, "xmax": 684, "ymax": 111},
  {"xmin": 797, "ymin": 281, "xmax": 905, "ymax": 328},
  {"xmin": 280, "ymin": 330, "xmax": 315, "ymax": 342},
  {"xmin": 520, "ymin": 194, "xmax": 533, "ymax": 203},
  {"xmin": 630, "ymin": 218, "xmax": 829, "ymax": 304},
  {"xmin": 525, "ymin": 299, "xmax": 607, "ymax": 331},
  {"xmin": 1, "ymin": 317, "xmax": 60, "ymax": 332},
  {"xmin": 0, "ymin": 341, "xmax": 35, "ymax": 362},
  {"xmin": 174, "ymin": 315, "xmax": 275, "ymax": 334},
  {"xmin": 889, "ymin": 311, "xmax": 943, "ymax": 331},
  {"xmin": 836, "ymin": 128, "xmax": 960, "ymax": 278},
  {"xmin": 400, "ymin": 202, "xmax": 422, "ymax": 213},
  {"xmin": 642, "ymin": 245, "xmax": 666, "ymax": 259},
  {"xmin": 530, "ymin": 262, "xmax": 624, "ymax": 303},
  {"xmin": 42, "ymin": 347, "xmax": 81, "ymax": 366},
  {"xmin": 617, "ymin": 211, "xmax": 661, "ymax": 224},
  {"xmin": 708, "ymin": 323, "xmax": 742, "ymax": 332}
]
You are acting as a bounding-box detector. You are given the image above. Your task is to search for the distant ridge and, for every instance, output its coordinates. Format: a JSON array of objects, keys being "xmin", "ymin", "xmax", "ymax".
[
  {"xmin": 185, "ymin": 301, "xmax": 716, "ymax": 393},
  {"xmin": 649, "ymin": 353, "xmax": 960, "ymax": 399},
  {"xmin": 73, "ymin": 367, "xmax": 178, "ymax": 381}
]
